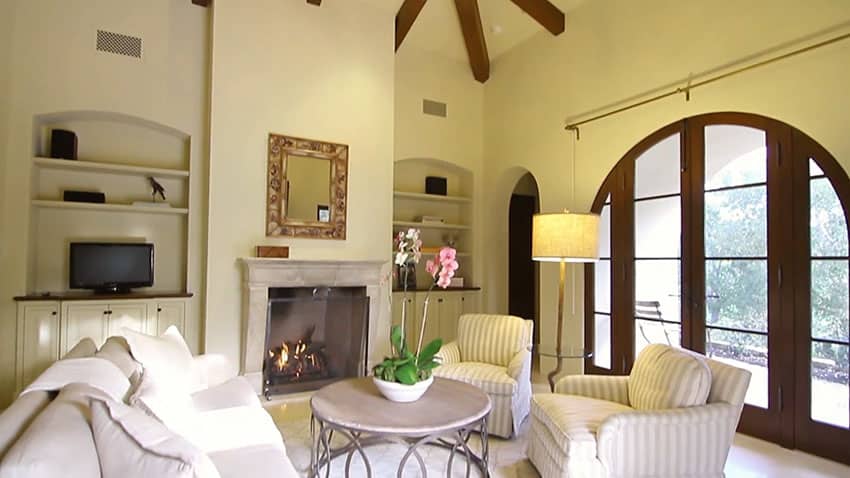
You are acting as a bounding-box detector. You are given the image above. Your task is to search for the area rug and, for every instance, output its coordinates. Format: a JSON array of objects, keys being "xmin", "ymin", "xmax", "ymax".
[{"xmin": 266, "ymin": 397, "xmax": 539, "ymax": 477}]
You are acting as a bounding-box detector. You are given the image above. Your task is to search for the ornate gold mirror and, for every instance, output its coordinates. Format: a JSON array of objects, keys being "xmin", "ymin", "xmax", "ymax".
[{"xmin": 267, "ymin": 133, "xmax": 348, "ymax": 239}]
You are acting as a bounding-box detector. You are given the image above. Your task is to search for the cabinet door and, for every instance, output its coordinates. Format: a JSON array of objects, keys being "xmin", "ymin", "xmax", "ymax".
[
  {"xmin": 392, "ymin": 292, "xmax": 418, "ymax": 348},
  {"xmin": 154, "ymin": 301, "xmax": 186, "ymax": 336},
  {"xmin": 17, "ymin": 303, "xmax": 60, "ymax": 390},
  {"xmin": 62, "ymin": 303, "xmax": 108, "ymax": 354},
  {"xmin": 460, "ymin": 291, "xmax": 480, "ymax": 315},
  {"xmin": 107, "ymin": 302, "xmax": 148, "ymax": 337},
  {"xmin": 436, "ymin": 293, "xmax": 461, "ymax": 343}
]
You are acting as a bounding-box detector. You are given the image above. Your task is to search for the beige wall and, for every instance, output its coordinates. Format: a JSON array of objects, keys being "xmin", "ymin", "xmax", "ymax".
[
  {"xmin": 0, "ymin": 0, "xmax": 209, "ymax": 407},
  {"xmin": 482, "ymin": 0, "xmax": 850, "ymax": 377},
  {"xmin": 205, "ymin": 0, "xmax": 395, "ymax": 369}
]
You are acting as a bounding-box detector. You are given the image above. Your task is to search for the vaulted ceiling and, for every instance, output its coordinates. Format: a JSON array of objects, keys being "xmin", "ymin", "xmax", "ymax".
[{"xmin": 193, "ymin": 0, "xmax": 586, "ymax": 82}]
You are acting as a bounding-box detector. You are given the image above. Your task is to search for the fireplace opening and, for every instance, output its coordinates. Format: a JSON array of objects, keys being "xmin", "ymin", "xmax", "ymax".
[{"xmin": 263, "ymin": 286, "xmax": 369, "ymax": 398}]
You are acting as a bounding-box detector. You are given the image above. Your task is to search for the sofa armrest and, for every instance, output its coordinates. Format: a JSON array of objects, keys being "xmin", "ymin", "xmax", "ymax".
[
  {"xmin": 554, "ymin": 374, "xmax": 630, "ymax": 405},
  {"xmin": 436, "ymin": 341, "xmax": 461, "ymax": 365},
  {"xmin": 191, "ymin": 376, "xmax": 261, "ymax": 412},
  {"xmin": 597, "ymin": 402, "xmax": 740, "ymax": 477},
  {"xmin": 507, "ymin": 348, "xmax": 531, "ymax": 381},
  {"xmin": 193, "ymin": 353, "xmax": 237, "ymax": 389}
]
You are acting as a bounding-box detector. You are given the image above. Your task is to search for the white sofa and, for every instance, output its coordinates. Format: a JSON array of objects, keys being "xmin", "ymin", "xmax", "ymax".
[
  {"xmin": 528, "ymin": 344, "xmax": 752, "ymax": 478},
  {"xmin": 0, "ymin": 333, "xmax": 298, "ymax": 478},
  {"xmin": 434, "ymin": 313, "xmax": 533, "ymax": 438}
]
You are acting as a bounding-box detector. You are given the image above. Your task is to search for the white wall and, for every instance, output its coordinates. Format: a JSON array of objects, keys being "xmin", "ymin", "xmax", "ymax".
[
  {"xmin": 205, "ymin": 0, "xmax": 395, "ymax": 370},
  {"xmin": 0, "ymin": 0, "xmax": 209, "ymax": 407},
  {"xmin": 483, "ymin": 0, "xmax": 850, "ymax": 377}
]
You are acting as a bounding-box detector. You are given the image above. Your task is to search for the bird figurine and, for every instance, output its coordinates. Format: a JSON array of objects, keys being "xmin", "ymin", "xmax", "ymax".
[{"xmin": 148, "ymin": 177, "xmax": 166, "ymax": 202}]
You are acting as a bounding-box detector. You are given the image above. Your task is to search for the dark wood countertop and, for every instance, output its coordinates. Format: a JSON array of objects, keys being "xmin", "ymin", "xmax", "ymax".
[{"xmin": 14, "ymin": 291, "xmax": 194, "ymax": 301}]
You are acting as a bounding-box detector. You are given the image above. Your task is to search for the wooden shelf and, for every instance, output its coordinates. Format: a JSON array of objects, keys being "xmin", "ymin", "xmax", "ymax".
[
  {"xmin": 32, "ymin": 200, "xmax": 189, "ymax": 215},
  {"xmin": 391, "ymin": 250, "xmax": 471, "ymax": 257},
  {"xmin": 33, "ymin": 157, "xmax": 189, "ymax": 179},
  {"xmin": 392, "ymin": 287, "xmax": 481, "ymax": 292},
  {"xmin": 14, "ymin": 291, "xmax": 193, "ymax": 301},
  {"xmin": 393, "ymin": 191, "xmax": 471, "ymax": 204},
  {"xmin": 393, "ymin": 220, "xmax": 471, "ymax": 231}
]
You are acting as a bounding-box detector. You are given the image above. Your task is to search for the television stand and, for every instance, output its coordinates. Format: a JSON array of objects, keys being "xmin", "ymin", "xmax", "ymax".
[{"xmin": 94, "ymin": 286, "xmax": 133, "ymax": 294}]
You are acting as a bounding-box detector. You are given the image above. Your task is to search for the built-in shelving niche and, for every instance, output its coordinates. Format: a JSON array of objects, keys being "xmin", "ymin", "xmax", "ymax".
[{"xmin": 28, "ymin": 111, "xmax": 192, "ymax": 295}]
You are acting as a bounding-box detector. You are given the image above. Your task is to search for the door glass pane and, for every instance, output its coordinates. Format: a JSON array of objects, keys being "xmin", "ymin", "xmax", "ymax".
[
  {"xmin": 705, "ymin": 186, "xmax": 767, "ymax": 257},
  {"xmin": 595, "ymin": 260, "xmax": 611, "ymax": 313},
  {"xmin": 811, "ymin": 342, "xmax": 849, "ymax": 428},
  {"xmin": 635, "ymin": 197, "xmax": 681, "ymax": 258},
  {"xmin": 635, "ymin": 319, "xmax": 681, "ymax": 358},
  {"xmin": 706, "ymin": 260, "xmax": 767, "ymax": 333},
  {"xmin": 811, "ymin": 260, "xmax": 849, "ymax": 342},
  {"xmin": 594, "ymin": 314, "xmax": 612, "ymax": 369},
  {"xmin": 634, "ymin": 133, "xmax": 680, "ymax": 199},
  {"xmin": 635, "ymin": 260, "xmax": 681, "ymax": 323},
  {"xmin": 707, "ymin": 329, "xmax": 768, "ymax": 408},
  {"xmin": 811, "ymin": 177, "xmax": 849, "ymax": 257},
  {"xmin": 705, "ymin": 125, "xmax": 766, "ymax": 189},
  {"xmin": 599, "ymin": 202, "xmax": 611, "ymax": 258},
  {"xmin": 810, "ymin": 158, "xmax": 825, "ymax": 177}
]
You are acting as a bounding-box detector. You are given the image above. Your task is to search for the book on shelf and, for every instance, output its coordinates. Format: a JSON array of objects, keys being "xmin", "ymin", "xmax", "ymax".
[{"xmin": 418, "ymin": 215, "xmax": 445, "ymax": 224}]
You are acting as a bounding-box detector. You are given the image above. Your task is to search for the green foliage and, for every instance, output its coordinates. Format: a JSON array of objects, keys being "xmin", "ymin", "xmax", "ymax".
[{"xmin": 372, "ymin": 325, "xmax": 443, "ymax": 385}]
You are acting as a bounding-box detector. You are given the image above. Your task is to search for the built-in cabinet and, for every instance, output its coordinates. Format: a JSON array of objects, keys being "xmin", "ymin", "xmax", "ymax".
[
  {"xmin": 391, "ymin": 290, "xmax": 480, "ymax": 349},
  {"xmin": 15, "ymin": 294, "xmax": 190, "ymax": 391}
]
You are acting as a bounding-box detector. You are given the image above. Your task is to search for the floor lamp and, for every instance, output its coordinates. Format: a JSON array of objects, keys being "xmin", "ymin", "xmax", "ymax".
[{"xmin": 532, "ymin": 211, "xmax": 600, "ymax": 391}]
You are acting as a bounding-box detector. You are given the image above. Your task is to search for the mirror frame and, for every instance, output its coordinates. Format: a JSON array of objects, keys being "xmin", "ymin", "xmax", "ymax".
[{"xmin": 266, "ymin": 133, "xmax": 348, "ymax": 239}]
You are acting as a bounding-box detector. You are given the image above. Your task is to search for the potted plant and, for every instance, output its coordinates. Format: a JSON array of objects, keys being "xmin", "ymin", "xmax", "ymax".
[{"xmin": 372, "ymin": 229, "xmax": 459, "ymax": 402}]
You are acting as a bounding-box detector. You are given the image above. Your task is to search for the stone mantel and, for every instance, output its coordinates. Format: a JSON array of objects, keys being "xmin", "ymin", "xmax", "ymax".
[{"xmin": 239, "ymin": 258, "xmax": 390, "ymax": 393}]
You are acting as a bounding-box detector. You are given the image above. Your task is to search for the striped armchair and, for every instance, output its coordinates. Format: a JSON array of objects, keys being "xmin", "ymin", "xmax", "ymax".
[
  {"xmin": 528, "ymin": 344, "xmax": 751, "ymax": 478},
  {"xmin": 434, "ymin": 314, "xmax": 533, "ymax": 438}
]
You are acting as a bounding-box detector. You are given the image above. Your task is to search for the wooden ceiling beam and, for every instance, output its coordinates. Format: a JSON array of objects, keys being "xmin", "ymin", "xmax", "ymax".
[
  {"xmin": 395, "ymin": 0, "xmax": 427, "ymax": 51},
  {"xmin": 509, "ymin": 0, "xmax": 565, "ymax": 35},
  {"xmin": 306, "ymin": 0, "xmax": 322, "ymax": 5},
  {"xmin": 454, "ymin": 0, "xmax": 489, "ymax": 83},
  {"xmin": 191, "ymin": 0, "xmax": 210, "ymax": 7}
]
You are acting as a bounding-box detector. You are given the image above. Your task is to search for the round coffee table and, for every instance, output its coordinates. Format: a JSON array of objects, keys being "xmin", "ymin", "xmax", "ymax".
[{"xmin": 310, "ymin": 377, "xmax": 491, "ymax": 477}]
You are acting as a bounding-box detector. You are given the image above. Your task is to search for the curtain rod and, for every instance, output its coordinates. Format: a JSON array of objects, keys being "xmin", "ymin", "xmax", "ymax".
[{"xmin": 564, "ymin": 31, "xmax": 850, "ymax": 139}]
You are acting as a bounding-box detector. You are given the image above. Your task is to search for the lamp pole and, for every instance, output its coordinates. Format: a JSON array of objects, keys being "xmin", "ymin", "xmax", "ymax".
[{"xmin": 547, "ymin": 259, "xmax": 566, "ymax": 392}]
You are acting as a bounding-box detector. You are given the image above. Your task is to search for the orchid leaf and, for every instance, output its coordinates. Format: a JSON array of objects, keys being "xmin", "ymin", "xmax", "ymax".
[
  {"xmin": 417, "ymin": 338, "xmax": 443, "ymax": 367},
  {"xmin": 394, "ymin": 363, "xmax": 418, "ymax": 385}
]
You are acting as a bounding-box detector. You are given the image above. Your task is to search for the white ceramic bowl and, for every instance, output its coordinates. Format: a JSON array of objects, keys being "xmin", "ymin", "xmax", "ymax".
[{"xmin": 372, "ymin": 375, "xmax": 434, "ymax": 403}]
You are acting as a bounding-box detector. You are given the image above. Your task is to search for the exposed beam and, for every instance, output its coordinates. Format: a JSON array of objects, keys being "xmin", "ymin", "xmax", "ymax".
[
  {"xmin": 191, "ymin": 0, "xmax": 209, "ymax": 7},
  {"xmin": 395, "ymin": 0, "xmax": 427, "ymax": 51},
  {"xmin": 306, "ymin": 0, "xmax": 322, "ymax": 5},
  {"xmin": 454, "ymin": 0, "xmax": 489, "ymax": 83},
  {"xmin": 509, "ymin": 0, "xmax": 565, "ymax": 35}
]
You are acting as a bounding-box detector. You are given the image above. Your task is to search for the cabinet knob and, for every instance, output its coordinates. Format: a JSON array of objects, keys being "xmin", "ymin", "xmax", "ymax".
[
  {"xmin": 51, "ymin": 311, "xmax": 57, "ymax": 316},
  {"xmin": 438, "ymin": 298, "xmax": 444, "ymax": 303},
  {"xmin": 157, "ymin": 308, "xmax": 162, "ymax": 312}
]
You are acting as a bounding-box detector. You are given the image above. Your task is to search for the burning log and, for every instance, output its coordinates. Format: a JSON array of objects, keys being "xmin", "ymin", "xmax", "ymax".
[{"xmin": 265, "ymin": 326, "xmax": 329, "ymax": 382}]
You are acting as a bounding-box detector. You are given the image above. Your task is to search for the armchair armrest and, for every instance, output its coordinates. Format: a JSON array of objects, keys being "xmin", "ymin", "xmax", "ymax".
[
  {"xmin": 193, "ymin": 353, "xmax": 237, "ymax": 389},
  {"xmin": 554, "ymin": 374, "xmax": 630, "ymax": 405},
  {"xmin": 597, "ymin": 402, "xmax": 740, "ymax": 477},
  {"xmin": 436, "ymin": 341, "xmax": 461, "ymax": 365},
  {"xmin": 507, "ymin": 348, "xmax": 531, "ymax": 381}
]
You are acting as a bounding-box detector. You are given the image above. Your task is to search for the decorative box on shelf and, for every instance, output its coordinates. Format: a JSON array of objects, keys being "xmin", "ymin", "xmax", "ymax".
[{"xmin": 418, "ymin": 215, "xmax": 445, "ymax": 224}]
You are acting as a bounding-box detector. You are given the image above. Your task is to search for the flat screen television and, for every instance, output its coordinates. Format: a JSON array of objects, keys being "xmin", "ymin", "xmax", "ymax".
[{"xmin": 69, "ymin": 242, "xmax": 154, "ymax": 293}]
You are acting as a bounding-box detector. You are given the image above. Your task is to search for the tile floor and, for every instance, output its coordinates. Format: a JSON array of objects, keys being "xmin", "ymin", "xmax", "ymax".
[{"xmin": 265, "ymin": 391, "xmax": 850, "ymax": 478}]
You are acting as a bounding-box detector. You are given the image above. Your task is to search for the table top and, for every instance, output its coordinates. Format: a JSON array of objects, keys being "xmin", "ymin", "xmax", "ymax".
[{"xmin": 311, "ymin": 377, "xmax": 491, "ymax": 436}]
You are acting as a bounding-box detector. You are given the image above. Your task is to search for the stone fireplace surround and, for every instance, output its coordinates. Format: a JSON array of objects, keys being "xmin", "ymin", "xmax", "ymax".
[{"xmin": 239, "ymin": 258, "xmax": 389, "ymax": 393}]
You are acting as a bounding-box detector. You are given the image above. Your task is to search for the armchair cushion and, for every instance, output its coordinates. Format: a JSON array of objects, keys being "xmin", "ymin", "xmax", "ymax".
[
  {"xmin": 435, "ymin": 341, "xmax": 461, "ymax": 365},
  {"xmin": 628, "ymin": 344, "xmax": 712, "ymax": 410},
  {"xmin": 433, "ymin": 362, "xmax": 517, "ymax": 395},
  {"xmin": 531, "ymin": 393, "xmax": 633, "ymax": 460},
  {"xmin": 554, "ymin": 375, "xmax": 630, "ymax": 406},
  {"xmin": 457, "ymin": 314, "xmax": 530, "ymax": 367}
]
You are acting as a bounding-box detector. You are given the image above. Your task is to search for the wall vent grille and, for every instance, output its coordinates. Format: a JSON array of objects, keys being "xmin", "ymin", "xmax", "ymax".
[
  {"xmin": 422, "ymin": 99, "xmax": 447, "ymax": 118},
  {"xmin": 96, "ymin": 30, "xmax": 142, "ymax": 59}
]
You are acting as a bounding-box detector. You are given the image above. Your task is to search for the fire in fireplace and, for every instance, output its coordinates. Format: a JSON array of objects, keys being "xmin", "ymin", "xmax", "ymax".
[{"xmin": 263, "ymin": 286, "xmax": 369, "ymax": 398}]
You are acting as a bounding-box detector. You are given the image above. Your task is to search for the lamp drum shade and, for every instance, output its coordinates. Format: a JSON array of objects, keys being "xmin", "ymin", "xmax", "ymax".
[{"xmin": 532, "ymin": 212, "xmax": 600, "ymax": 262}]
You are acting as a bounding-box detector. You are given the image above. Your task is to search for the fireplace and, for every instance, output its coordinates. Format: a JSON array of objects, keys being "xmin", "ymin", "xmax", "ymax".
[
  {"xmin": 263, "ymin": 286, "xmax": 369, "ymax": 398},
  {"xmin": 240, "ymin": 259, "xmax": 390, "ymax": 395}
]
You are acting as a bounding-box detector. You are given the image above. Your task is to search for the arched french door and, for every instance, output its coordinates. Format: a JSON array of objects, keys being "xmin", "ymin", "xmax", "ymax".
[{"xmin": 585, "ymin": 112, "xmax": 850, "ymax": 464}]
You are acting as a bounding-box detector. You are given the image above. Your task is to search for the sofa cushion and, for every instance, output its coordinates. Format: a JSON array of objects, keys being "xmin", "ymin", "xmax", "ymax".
[
  {"xmin": 90, "ymin": 396, "xmax": 220, "ymax": 478},
  {"xmin": 96, "ymin": 336, "xmax": 143, "ymax": 382},
  {"xmin": 0, "ymin": 386, "xmax": 103, "ymax": 478},
  {"xmin": 628, "ymin": 344, "xmax": 712, "ymax": 410},
  {"xmin": 457, "ymin": 314, "xmax": 530, "ymax": 366},
  {"xmin": 170, "ymin": 406, "xmax": 286, "ymax": 455},
  {"xmin": 62, "ymin": 337, "xmax": 98, "ymax": 359},
  {"xmin": 20, "ymin": 357, "xmax": 131, "ymax": 402},
  {"xmin": 531, "ymin": 393, "xmax": 633, "ymax": 460},
  {"xmin": 129, "ymin": 369, "xmax": 197, "ymax": 428},
  {"xmin": 208, "ymin": 445, "xmax": 299, "ymax": 478},
  {"xmin": 192, "ymin": 377, "xmax": 262, "ymax": 412},
  {"xmin": 122, "ymin": 325, "xmax": 201, "ymax": 394},
  {"xmin": 433, "ymin": 362, "xmax": 517, "ymax": 396}
]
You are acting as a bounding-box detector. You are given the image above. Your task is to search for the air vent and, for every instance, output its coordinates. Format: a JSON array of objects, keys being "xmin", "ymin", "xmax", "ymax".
[
  {"xmin": 96, "ymin": 30, "xmax": 142, "ymax": 59},
  {"xmin": 422, "ymin": 99, "xmax": 447, "ymax": 118}
]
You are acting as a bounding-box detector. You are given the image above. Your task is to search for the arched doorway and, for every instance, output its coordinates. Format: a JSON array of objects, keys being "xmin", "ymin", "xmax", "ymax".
[
  {"xmin": 585, "ymin": 112, "xmax": 850, "ymax": 464},
  {"xmin": 509, "ymin": 172, "xmax": 540, "ymax": 370}
]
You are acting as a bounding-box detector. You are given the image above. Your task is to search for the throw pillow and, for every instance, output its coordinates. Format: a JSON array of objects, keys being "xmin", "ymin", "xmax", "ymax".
[
  {"xmin": 90, "ymin": 396, "xmax": 221, "ymax": 478},
  {"xmin": 128, "ymin": 368, "xmax": 197, "ymax": 429},
  {"xmin": 628, "ymin": 344, "xmax": 712, "ymax": 410},
  {"xmin": 122, "ymin": 325, "xmax": 201, "ymax": 394}
]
